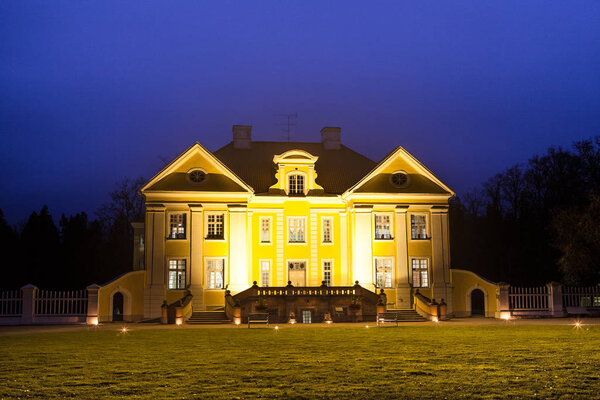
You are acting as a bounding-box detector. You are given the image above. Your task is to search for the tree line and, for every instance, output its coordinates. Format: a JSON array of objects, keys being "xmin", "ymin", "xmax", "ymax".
[
  {"xmin": 0, "ymin": 178, "xmax": 144, "ymax": 290},
  {"xmin": 450, "ymin": 137, "xmax": 600, "ymax": 286}
]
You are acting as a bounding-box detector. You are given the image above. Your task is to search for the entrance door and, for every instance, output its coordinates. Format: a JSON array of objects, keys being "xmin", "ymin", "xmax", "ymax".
[
  {"xmin": 112, "ymin": 292, "xmax": 124, "ymax": 321},
  {"xmin": 288, "ymin": 261, "xmax": 306, "ymax": 286},
  {"xmin": 471, "ymin": 289, "xmax": 485, "ymax": 317}
]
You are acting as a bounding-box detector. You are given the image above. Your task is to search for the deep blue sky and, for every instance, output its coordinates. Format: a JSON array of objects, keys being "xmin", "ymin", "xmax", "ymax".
[{"xmin": 2, "ymin": 1, "xmax": 599, "ymax": 225}]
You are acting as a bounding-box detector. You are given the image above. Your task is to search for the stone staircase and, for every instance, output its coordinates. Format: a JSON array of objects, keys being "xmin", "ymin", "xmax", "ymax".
[
  {"xmin": 187, "ymin": 310, "xmax": 230, "ymax": 325},
  {"xmin": 387, "ymin": 309, "xmax": 427, "ymax": 322}
]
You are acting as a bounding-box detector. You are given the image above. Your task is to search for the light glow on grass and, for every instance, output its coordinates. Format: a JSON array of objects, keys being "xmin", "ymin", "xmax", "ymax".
[
  {"xmin": 120, "ymin": 326, "xmax": 129, "ymax": 334},
  {"xmin": 574, "ymin": 320, "xmax": 583, "ymax": 329}
]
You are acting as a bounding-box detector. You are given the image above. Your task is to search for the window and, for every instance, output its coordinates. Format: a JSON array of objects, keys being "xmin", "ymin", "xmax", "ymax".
[
  {"xmin": 187, "ymin": 169, "xmax": 206, "ymax": 184},
  {"xmin": 169, "ymin": 214, "xmax": 186, "ymax": 239},
  {"xmin": 261, "ymin": 260, "xmax": 271, "ymax": 287},
  {"xmin": 374, "ymin": 214, "xmax": 392, "ymax": 239},
  {"xmin": 411, "ymin": 214, "xmax": 428, "ymax": 240},
  {"xmin": 288, "ymin": 217, "xmax": 305, "ymax": 243},
  {"xmin": 323, "ymin": 261, "xmax": 332, "ymax": 286},
  {"xmin": 260, "ymin": 217, "xmax": 271, "ymax": 243},
  {"xmin": 288, "ymin": 174, "xmax": 305, "ymax": 195},
  {"xmin": 412, "ymin": 259, "xmax": 429, "ymax": 288},
  {"xmin": 375, "ymin": 258, "xmax": 392, "ymax": 288},
  {"xmin": 322, "ymin": 217, "xmax": 332, "ymax": 243},
  {"xmin": 206, "ymin": 214, "xmax": 224, "ymax": 240},
  {"xmin": 207, "ymin": 259, "xmax": 224, "ymax": 289},
  {"xmin": 168, "ymin": 259, "xmax": 186, "ymax": 289}
]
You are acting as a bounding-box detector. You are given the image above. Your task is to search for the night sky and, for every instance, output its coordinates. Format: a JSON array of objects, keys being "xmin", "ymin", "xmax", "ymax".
[{"xmin": 2, "ymin": 1, "xmax": 599, "ymax": 225}]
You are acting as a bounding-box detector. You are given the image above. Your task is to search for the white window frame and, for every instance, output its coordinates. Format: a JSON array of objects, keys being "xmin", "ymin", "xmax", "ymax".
[
  {"xmin": 322, "ymin": 259, "xmax": 333, "ymax": 286},
  {"xmin": 286, "ymin": 259, "xmax": 308, "ymax": 286},
  {"xmin": 374, "ymin": 257, "xmax": 394, "ymax": 289},
  {"xmin": 167, "ymin": 258, "xmax": 187, "ymax": 290},
  {"xmin": 409, "ymin": 213, "xmax": 430, "ymax": 241},
  {"xmin": 205, "ymin": 257, "xmax": 226, "ymax": 290},
  {"xmin": 321, "ymin": 216, "xmax": 333, "ymax": 245},
  {"xmin": 287, "ymin": 216, "xmax": 307, "ymax": 244},
  {"xmin": 259, "ymin": 216, "xmax": 272, "ymax": 244},
  {"xmin": 411, "ymin": 257, "xmax": 430, "ymax": 288},
  {"xmin": 373, "ymin": 212, "xmax": 394, "ymax": 240},
  {"xmin": 205, "ymin": 212, "xmax": 226, "ymax": 241},
  {"xmin": 260, "ymin": 259, "xmax": 271, "ymax": 287},
  {"xmin": 166, "ymin": 211, "xmax": 188, "ymax": 240},
  {"xmin": 287, "ymin": 171, "xmax": 307, "ymax": 195}
]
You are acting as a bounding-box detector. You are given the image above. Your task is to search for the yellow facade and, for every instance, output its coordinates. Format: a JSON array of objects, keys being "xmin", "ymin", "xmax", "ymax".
[{"xmin": 134, "ymin": 126, "xmax": 455, "ymax": 319}]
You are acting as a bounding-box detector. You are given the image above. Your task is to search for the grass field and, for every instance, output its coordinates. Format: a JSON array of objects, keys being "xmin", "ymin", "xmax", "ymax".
[{"xmin": 1, "ymin": 323, "xmax": 599, "ymax": 399}]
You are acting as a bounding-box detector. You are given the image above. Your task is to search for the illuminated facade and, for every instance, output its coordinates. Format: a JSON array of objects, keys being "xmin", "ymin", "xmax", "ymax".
[{"xmin": 133, "ymin": 125, "xmax": 455, "ymax": 320}]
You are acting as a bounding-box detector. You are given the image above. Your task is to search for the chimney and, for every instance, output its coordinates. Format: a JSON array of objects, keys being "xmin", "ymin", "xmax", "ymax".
[
  {"xmin": 232, "ymin": 125, "xmax": 251, "ymax": 149},
  {"xmin": 321, "ymin": 127, "xmax": 341, "ymax": 150}
]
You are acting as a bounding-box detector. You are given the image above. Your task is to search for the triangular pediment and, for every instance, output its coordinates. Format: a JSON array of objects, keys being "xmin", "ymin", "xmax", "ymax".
[
  {"xmin": 344, "ymin": 146, "xmax": 454, "ymax": 197},
  {"xmin": 141, "ymin": 143, "xmax": 254, "ymax": 194}
]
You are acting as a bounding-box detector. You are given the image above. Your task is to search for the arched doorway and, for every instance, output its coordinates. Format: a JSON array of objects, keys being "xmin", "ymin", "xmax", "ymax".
[
  {"xmin": 471, "ymin": 289, "xmax": 485, "ymax": 317},
  {"xmin": 112, "ymin": 292, "xmax": 124, "ymax": 321}
]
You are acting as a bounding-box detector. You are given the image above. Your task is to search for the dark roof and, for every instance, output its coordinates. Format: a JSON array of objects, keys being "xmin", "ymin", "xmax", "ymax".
[{"xmin": 213, "ymin": 142, "xmax": 377, "ymax": 194}]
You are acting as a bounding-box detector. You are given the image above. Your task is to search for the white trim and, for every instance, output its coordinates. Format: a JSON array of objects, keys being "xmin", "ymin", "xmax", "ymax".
[
  {"xmin": 320, "ymin": 216, "xmax": 334, "ymax": 245},
  {"xmin": 373, "ymin": 256, "xmax": 395, "ymax": 289},
  {"xmin": 286, "ymin": 170, "xmax": 308, "ymax": 196},
  {"xmin": 259, "ymin": 259, "xmax": 272, "ymax": 287},
  {"xmin": 373, "ymin": 212, "xmax": 394, "ymax": 241},
  {"xmin": 322, "ymin": 259, "xmax": 334, "ymax": 286},
  {"xmin": 204, "ymin": 211, "xmax": 227, "ymax": 242},
  {"xmin": 165, "ymin": 210, "xmax": 189, "ymax": 241},
  {"xmin": 286, "ymin": 216, "xmax": 308, "ymax": 245},
  {"xmin": 204, "ymin": 256, "xmax": 227, "ymax": 290},
  {"xmin": 408, "ymin": 212, "xmax": 430, "ymax": 241},
  {"xmin": 258, "ymin": 216, "xmax": 273, "ymax": 245},
  {"xmin": 166, "ymin": 257, "xmax": 189, "ymax": 290},
  {"xmin": 410, "ymin": 257, "xmax": 431, "ymax": 288}
]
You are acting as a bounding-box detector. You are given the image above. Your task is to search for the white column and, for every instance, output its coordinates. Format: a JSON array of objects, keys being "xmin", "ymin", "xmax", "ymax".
[
  {"xmin": 144, "ymin": 205, "xmax": 166, "ymax": 319},
  {"xmin": 431, "ymin": 206, "xmax": 451, "ymax": 312},
  {"xmin": 353, "ymin": 206, "xmax": 374, "ymax": 291},
  {"xmin": 189, "ymin": 205, "xmax": 203, "ymax": 309},
  {"xmin": 395, "ymin": 205, "xmax": 411, "ymax": 308},
  {"xmin": 340, "ymin": 212, "xmax": 348, "ymax": 286},
  {"xmin": 228, "ymin": 205, "xmax": 248, "ymax": 293}
]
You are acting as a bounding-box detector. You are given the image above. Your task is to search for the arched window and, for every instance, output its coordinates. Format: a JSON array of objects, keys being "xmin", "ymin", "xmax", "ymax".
[{"xmin": 288, "ymin": 173, "xmax": 305, "ymax": 195}]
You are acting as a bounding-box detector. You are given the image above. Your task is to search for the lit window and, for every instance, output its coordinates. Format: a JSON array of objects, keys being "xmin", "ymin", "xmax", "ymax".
[
  {"xmin": 169, "ymin": 214, "xmax": 186, "ymax": 239},
  {"xmin": 322, "ymin": 217, "xmax": 332, "ymax": 243},
  {"xmin": 374, "ymin": 215, "xmax": 392, "ymax": 239},
  {"xmin": 261, "ymin": 260, "xmax": 271, "ymax": 287},
  {"xmin": 207, "ymin": 259, "xmax": 224, "ymax": 289},
  {"xmin": 288, "ymin": 217, "xmax": 305, "ymax": 243},
  {"xmin": 323, "ymin": 261, "xmax": 332, "ymax": 286},
  {"xmin": 375, "ymin": 258, "xmax": 392, "ymax": 288},
  {"xmin": 168, "ymin": 259, "xmax": 186, "ymax": 289},
  {"xmin": 412, "ymin": 259, "xmax": 429, "ymax": 288},
  {"xmin": 260, "ymin": 218, "xmax": 270, "ymax": 243},
  {"xmin": 206, "ymin": 214, "xmax": 224, "ymax": 240},
  {"xmin": 288, "ymin": 174, "xmax": 305, "ymax": 195},
  {"xmin": 411, "ymin": 214, "xmax": 428, "ymax": 240}
]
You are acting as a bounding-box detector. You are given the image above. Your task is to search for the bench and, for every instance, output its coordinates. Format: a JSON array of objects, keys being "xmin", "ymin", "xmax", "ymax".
[
  {"xmin": 248, "ymin": 313, "xmax": 269, "ymax": 328},
  {"xmin": 377, "ymin": 311, "xmax": 399, "ymax": 327}
]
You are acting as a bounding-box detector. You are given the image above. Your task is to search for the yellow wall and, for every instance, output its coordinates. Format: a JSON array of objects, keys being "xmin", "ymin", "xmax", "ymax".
[
  {"xmin": 451, "ymin": 269, "xmax": 498, "ymax": 317},
  {"xmin": 98, "ymin": 270, "xmax": 145, "ymax": 322}
]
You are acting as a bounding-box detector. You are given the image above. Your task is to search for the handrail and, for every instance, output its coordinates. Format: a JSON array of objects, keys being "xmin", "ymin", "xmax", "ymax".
[{"xmin": 413, "ymin": 291, "xmax": 439, "ymax": 320}]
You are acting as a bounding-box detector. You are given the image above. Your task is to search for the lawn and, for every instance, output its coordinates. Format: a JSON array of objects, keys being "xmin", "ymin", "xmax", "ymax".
[{"xmin": 1, "ymin": 324, "xmax": 599, "ymax": 399}]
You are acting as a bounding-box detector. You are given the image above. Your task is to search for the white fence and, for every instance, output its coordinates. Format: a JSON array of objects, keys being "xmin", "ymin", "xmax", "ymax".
[
  {"xmin": 0, "ymin": 284, "xmax": 99, "ymax": 325},
  {"xmin": 563, "ymin": 286, "xmax": 600, "ymax": 308},
  {"xmin": 509, "ymin": 286, "xmax": 549, "ymax": 311},
  {"xmin": 35, "ymin": 289, "xmax": 87, "ymax": 316},
  {"xmin": 0, "ymin": 290, "xmax": 22, "ymax": 316}
]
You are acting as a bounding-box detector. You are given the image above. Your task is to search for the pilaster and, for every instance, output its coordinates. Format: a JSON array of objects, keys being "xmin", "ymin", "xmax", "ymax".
[
  {"xmin": 228, "ymin": 205, "xmax": 248, "ymax": 293},
  {"xmin": 353, "ymin": 205, "xmax": 374, "ymax": 291},
  {"xmin": 395, "ymin": 205, "xmax": 411, "ymax": 308},
  {"xmin": 431, "ymin": 205, "xmax": 451, "ymax": 311},
  {"xmin": 189, "ymin": 204, "xmax": 204, "ymax": 309}
]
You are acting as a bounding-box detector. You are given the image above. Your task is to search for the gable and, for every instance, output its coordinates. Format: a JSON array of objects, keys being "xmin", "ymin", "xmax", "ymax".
[
  {"xmin": 345, "ymin": 146, "xmax": 454, "ymax": 196},
  {"xmin": 141, "ymin": 143, "xmax": 253, "ymax": 194}
]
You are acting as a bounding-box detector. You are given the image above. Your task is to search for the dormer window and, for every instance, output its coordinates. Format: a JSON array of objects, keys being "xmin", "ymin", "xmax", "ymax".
[{"xmin": 288, "ymin": 173, "xmax": 305, "ymax": 195}]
